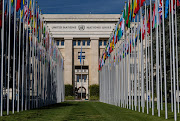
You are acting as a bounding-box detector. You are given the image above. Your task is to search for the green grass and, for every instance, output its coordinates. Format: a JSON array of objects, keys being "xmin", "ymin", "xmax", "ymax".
[
  {"xmin": 65, "ymin": 96, "xmax": 75, "ymax": 100},
  {"xmin": 0, "ymin": 101, "xmax": 179, "ymax": 121},
  {"xmin": 90, "ymin": 96, "xmax": 99, "ymax": 100}
]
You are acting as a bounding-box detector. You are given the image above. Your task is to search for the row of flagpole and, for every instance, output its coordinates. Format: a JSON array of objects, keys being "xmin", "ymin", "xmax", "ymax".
[
  {"xmin": 99, "ymin": 0, "xmax": 179, "ymax": 120},
  {"xmin": 0, "ymin": 0, "xmax": 64, "ymax": 116}
]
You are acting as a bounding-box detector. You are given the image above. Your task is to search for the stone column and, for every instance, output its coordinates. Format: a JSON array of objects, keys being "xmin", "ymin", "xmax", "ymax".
[
  {"xmin": 64, "ymin": 37, "xmax": 73, "ymax": 85},
  {"xmin": 89, "ymin": 37, "xmax": 99, "ymax": 85}
]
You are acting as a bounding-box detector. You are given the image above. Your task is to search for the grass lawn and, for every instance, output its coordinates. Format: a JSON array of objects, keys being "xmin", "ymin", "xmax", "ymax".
[{"xmin": 0, "ymin": 101, "xmax": 178, "ymax": 121}]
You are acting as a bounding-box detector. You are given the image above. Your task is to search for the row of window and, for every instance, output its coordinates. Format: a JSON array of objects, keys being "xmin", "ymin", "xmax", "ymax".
[
  {"xmin": 56, "ymin": 40, "xmax": 107, "ymax": 47},
  {"xmin": 77, "ymin": 75, "xmax": 87, "ymax": 82},
  {"xmin": 99, "ymin": 40, "xmax": 107, "ymax": 46},
  {"xmin": 73, "ymin": 40, "xmax": 91, "ymax": 46},
  {"xmin": 57, "ymin": 40, "xmax": 64, "ymax": 46}
]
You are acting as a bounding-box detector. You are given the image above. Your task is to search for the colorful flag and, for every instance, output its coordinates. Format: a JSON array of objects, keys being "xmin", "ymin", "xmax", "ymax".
[
  {"xmin": 165, "ymin": 0, "xmax": 169, "ymax": 19},
  {"xmin": 178, "ymin": 0, "xmax": 180, "ymax": 6},
  {"xmin": 11, "ymin": 0, "xmax": 13, "ymax": 6},
  {"xmin": 159, "ymin": 0, "xmax": 162, "ymax": 24},
  {"xmin": 135, "ymin": 0, "xmax": 140, "ymax": 14},
  {"xmin": 152, "ymin": 3, "xmax": 156, "ymax": 28},
  {"xmin": 133, "ymin": 0, "xmax": 137, "ymax": 18},
  {"xmin": 16, "ymin": 0, "xmax": 21, "ymax": 11},
  {"xmin": 141, "ymin": 0, "xmax": 145, "ymax": 7},
  {"xmin": 147, "ymin": 9, "xmax": 151, "ymax": 34},
  {"xmin": 0, "ymin": 0, "xmax": 2, "ymax": 28}
]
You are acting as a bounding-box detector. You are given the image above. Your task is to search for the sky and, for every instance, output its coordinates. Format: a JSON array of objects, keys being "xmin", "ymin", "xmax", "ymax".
[{"xmin": 37, "ymin": 0, "xmax": 126, "ymax": 14}]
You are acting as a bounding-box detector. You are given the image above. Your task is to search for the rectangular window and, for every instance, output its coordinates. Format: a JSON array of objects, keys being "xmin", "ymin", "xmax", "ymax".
[
  {"xmin": 61, "ymin": 40, "xmax": 64, "ymax": 46},
  {"xmin": 99, "ymin": 40, "xmax": 102, "ymax": 46},
  {"xmin": 73, "ymin": 40, "xmax": 76, "ymax": 46},
  {"xmin": 87, "ymin": 40, "xmax": 90, "ymax": 46},
  {"xmin": 78, "ymin": 40, "xmax": 81, "ymax": 46},
  {"xmin": 77, "ymin": 75, "xmax": 79, "ymax": 82},
  {"xmin": 104, "ymin": 40, "xmax": 107, "ymax": 46},
  {"xmin": 84, "ymin": 75, "xmax": 87, "ymax": 82},
  {"xmin": 57, "ymin": 40, "xmax": 59, "ymax": 46},
  {"xmin": 82, "ymin": 40, "xmax": 86, "ymax": 46}
]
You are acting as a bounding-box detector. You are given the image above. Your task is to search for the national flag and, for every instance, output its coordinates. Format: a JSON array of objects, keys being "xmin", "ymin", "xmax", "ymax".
[
  {"xmin": 178, "ymin": 0, "xmax": 180, "ymax": 6},
  {"xmin": 125, "ymin": 1, "xmax": 129, "ymax": 27},
  {"xmin": 147, "ymin": 9, "xmax": 151, "ymax": 34},
  {"xmin": 11, "ymin": 0, "xmax": 13, "ymax": 6},
  {"xmin": 135, "ymin": 0, "xmax": 140, "ymax": 14},
  {"xmin": 159, "ymin": 0, "xmax": 162, "ymax": 24},
  {"xmin": 141, "ymin": 0, "xmax": 145, "ymax": 7},
  {"xmin": 133, "ymin": 0, "xmax": 137, "ymax": 18},
  {"xmin": 16, "ymin": 0, "xmax": 21, "ymax": 11},
  {"xmin": 152, "ymin": 3, "xmax": 156, "ymax": 28},
  {"xmin": 165, "ymin": 0, "xmax": 169, "ymax": 19},
  {"xmin": 0, "ymin": 0, "xmax": 2, "ymax": 28}
]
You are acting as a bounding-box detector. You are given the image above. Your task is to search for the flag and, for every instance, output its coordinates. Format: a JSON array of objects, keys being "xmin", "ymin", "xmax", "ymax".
[
  {"xmin": 165, "ymin": 0, "xmax": 169, "ymax": 19},
  {"xmin": 159, "ymin": 0, "xmax": 162, "ymax": 24},
  {"xmin": 11, "ymin": 0, "xmax": 13, "ymax": 6},
  {"xmin": 16, "ymin": 0, "xmax": 21, "ymax": 11},
  {"xmin": 141, "ymin": 0, "xmax": 145, "ymax": 7},
  {"xmin": 0, "ymin": 0, "xmax": 2, "ymax": 28},
  {"xmin": 147, "ymin": 9, "xmax": 151, "ymax": 34},
  {"xmin": 177, "ymin": 0, "xmax": 180, "ymax": 6},
  {"xmin": 135, "ymin": 0, "xmax": 140, "ymax": 14},
  {"xmin": 133, "ymin": 0, "xmax": 137, "ymax": 18},
  {"xmin": 152, "ymin": 3, "xmax": 156, "ymax": 28},
  {"xmin": 125, "ymin": 1, "xmax": 129, "ymax": 27}
]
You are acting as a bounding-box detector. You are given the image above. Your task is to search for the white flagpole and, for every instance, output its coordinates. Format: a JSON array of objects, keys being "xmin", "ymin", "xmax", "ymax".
[
  {"xmin": 17, "ymin": 9, "xmax": 21, "ymax": 113},
  {"xmin": 1, "ymin": 0, "xmax": 5, "ymax": 116},
  {"xmin": 155, "ymin": 0, "xmax": 160, "ymax": 117},
  {"xmin": 7, "ymin": 0, "xmax": 11, "ymax": 115},
  {"xmin": 25, "ymin": 0, "xmax": 28, "ymax": 111},
  {"xmin": 21, "ymin": 1, "xmax": 25, "ymax": 111},
  {"xmin": 145, "ymin": 2, "xmax": 148, "ymax": 114},
  {"xmin": 171, "ymin": 0, "xmax": 177, "ymax": 120},
  {"xmin": 140, "ymin": 1, "xmax": 144, "ymax": 113},
  {"xmin": 150, "ymin": 0, "xmax": 154, "ymax": 116},
  {"xmin": 162, "ymin": 0, "xmax": 167, "ymax": 118},
  {"xmin": 175, "ymin": 0, "xmax": 179, "ymax": 114},
  {"xmin": 12, "ymin": 0, "xmax": 16, "ymax": 114},
  {"xmin": 159, "ymin": 19, "xmax": 163, "ymax": 111},
  {"xmin": 137, "ymin": 14, "xmax": 140, "ymax": 112},
  {"xmin": 169, "ymin": 0, "xmax": 173, "ymax": 112},
  {"xmin": 134, "ymin": 19, "xmax": 137, "ymax": 112},
  {"xmin": 129, "ymin": 26, "xmax": 131, "ymax": 110}
]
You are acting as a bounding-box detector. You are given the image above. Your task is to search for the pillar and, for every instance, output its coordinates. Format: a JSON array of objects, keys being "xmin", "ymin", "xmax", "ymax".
[{"xmin": 64, "ymin": 37, "xmax": 73, "ymax": 85}]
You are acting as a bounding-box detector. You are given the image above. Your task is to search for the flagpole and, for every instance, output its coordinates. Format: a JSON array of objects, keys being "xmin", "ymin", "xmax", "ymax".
[
  {"xmin": 128, "ymin": 25, "xmax": 131, "ymax": 110},
  {"xmin": 21, "ymin": 1, "xmax": 25, "ymax": 111},
  {"xmin": 169, "ymin": 0, "xmax": 173, "ymax": 113},
  {"xmin": 150, "ymin": 0, "xmax": 154, "ymax": 116},
  {"xmin": 81, "ymin": 45, "xmax": 82, "ymax": 100},
  {"xmin": 140, "ymin": 0, "xmax": 144, "ymax": 113},
  {"xmin": 17, "ymin": 9, "xmax": 21, "ymax": 113},
  {"xmin": 134, "ymin": 19, "xmax": 137, "ymax": 112},
  {"xmin": 155, "ymin": 0, "xmax": 160, "ymax": 117},
  {"xmin": 7, "ymin": 0, "xmax": 11, "ymax": 115},
  {"xmin": 171, "ymin": 0, "xmax": 177, "ymax": 120},
  {"xmin": 25, "ymin": 0, "xmax": 29, "ymax": 111},
  {"xmin": 145, "ymin": 2, "xmax": 148, "ymax": 114},
  {"xmin": 175, "ymin": 0, "xmax": 179, "ymax": 114},
  {"xmin": 162, "ymin": 0, "xmax": 167, "ymax": 118},
  {"xmin": 1, "ymin": 0, "xmax": 5, "ymax": 116}
]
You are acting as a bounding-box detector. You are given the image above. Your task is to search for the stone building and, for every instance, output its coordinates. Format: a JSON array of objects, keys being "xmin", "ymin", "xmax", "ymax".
[{"xmin": 42, "ymin": 14, "xmax": 121, "ymax": 99}]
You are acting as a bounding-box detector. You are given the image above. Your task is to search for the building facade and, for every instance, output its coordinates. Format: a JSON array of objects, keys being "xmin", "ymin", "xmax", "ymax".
[{"xmin": 42, "ymin": 14, "xmax": 120, "ymax": 99}]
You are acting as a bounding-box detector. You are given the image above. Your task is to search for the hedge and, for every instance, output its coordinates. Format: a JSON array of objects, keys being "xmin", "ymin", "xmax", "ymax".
[
  {"xmin": 65, "ymin": 84, "xmax": 73, "ymax": 96},
  {"xmin": 89, "ymin": 84, "xmax": 99, "ymax": 97}
]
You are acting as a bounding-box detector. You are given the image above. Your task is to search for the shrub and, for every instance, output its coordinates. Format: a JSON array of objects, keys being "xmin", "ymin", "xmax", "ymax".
[
  {"xmin": 89, "ymin": 84, "xmax": 99, "ymax": 97},
  {"xmin": 65, "ymin": 84, "xmax": 73, "ymax": 96}
]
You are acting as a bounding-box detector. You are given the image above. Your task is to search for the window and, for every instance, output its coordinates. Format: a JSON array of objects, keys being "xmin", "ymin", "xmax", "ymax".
[
  {"xmin": 104, "ymin": 40, "xmax": 107, "ymax": 46},
  {"xmin": 82, "ymin": 40, "xmax": 86, "ymax": 46},
  {"xmin": 78, "ymin": 40, "xmax": 81, "ymax": 46},
  {"xmin": 99, "ymin": 40, "xmax": 102, "ymax": 46},
  {"xmin": 73, "ymin": 40, "xmax": 76, "ymax": 46},
  {"xmin": 77, "ymin": 75, "xmax": 79, "ymax": 82},
  {"xmin": 61, "ymin": 40, "xmax": 64, "ymax": 46},
  {"xmin": 83, "ymin": 75, "xmax": 87, "ymax": 82},
  {"xmin": 57, "ymin": 40, "xmax": 59, "ymax": 46},
  {"xmin": 87, "ymin": 40, "xmax": 90, "ymax": 46}
]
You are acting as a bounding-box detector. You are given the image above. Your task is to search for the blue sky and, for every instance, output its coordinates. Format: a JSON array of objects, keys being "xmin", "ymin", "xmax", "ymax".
[{"xmin": 37, "ymin": 0, "xmax": 126, "ymax": 14}]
